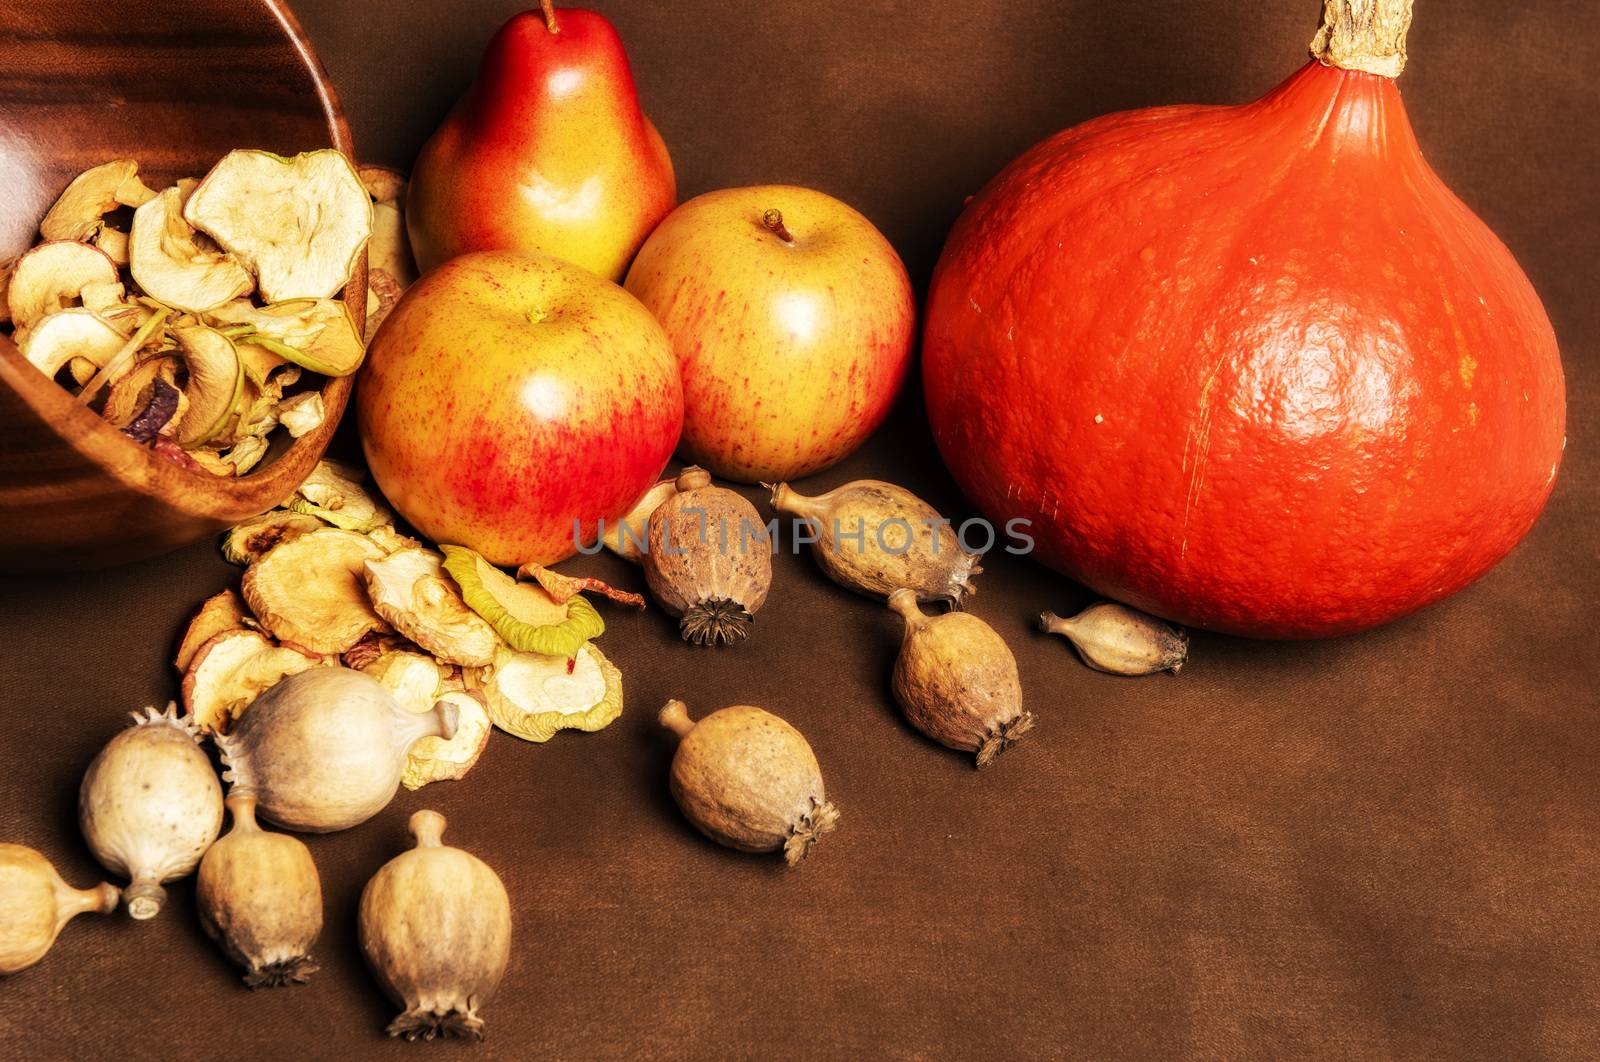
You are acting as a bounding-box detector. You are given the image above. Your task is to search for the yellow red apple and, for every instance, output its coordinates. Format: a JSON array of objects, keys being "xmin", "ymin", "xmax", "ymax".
[
  {"xmin": 624, "ymin": 185, "xmax": 915, "ymax": 483},
  {"xmin": 407, "ymin": 4, "xmax": 676, "ymax": 281},
  {"xmin": 357, "ymin": 250, "xmax": 682, "ymax": 565}
]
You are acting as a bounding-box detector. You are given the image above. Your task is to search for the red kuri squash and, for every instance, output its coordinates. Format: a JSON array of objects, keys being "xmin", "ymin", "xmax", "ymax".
[{"xmin": 922, "ymin": 0, "xmax": 1566, "ymax": 639}]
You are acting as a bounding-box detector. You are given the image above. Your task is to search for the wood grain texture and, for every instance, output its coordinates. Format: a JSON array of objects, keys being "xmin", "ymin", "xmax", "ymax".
[{"xmin": 0, "ymin": 0, "xmax": 362, "ymax": 572}]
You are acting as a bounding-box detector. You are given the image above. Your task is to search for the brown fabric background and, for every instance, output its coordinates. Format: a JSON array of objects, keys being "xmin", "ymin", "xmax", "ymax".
[{"xmin": 2, "ymin": 1, "xmax": 1596, "ymax": 1058}]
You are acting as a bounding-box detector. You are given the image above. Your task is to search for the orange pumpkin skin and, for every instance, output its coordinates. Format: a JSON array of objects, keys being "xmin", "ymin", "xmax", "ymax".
[{"xmin": 923, "ymin": 61, "xmax": 1565, "ymax": 639}]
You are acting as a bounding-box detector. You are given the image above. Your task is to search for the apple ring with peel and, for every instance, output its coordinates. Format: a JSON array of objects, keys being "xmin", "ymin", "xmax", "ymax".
[
  {"xmin": 363, "ymin": 548, "xmax": 501, "ymax": 668},
  {"xmin": 181, "ymin": 628, "xmax": 323, "ymax": 735},
  {"xmin": 39, "ymin": 158, "xmax": 155, "ymax": 243},
  {"xmin": 441, "ymin": 545, "xmax": 604, "ymax": 658},
  {"xmin": 19, "ymin": 309, "xmax": 127, "ymax": 380},
  {"xmin": 171, "ymin": 325, "xmax": 245, "ymax": 448},
  {"xmin": 478, "ymin": 642, "xmax": 622, "ymax": 743},
  {"xmin": 206, "ymin": 297, "xmax": 365, "ymax": 378},
  {"xmin": 129, "ymin": 187, "xmax": 253, "ymax": 313},
  {"xmin": 173, "ymin": 588, "xmax": 251, "ymax": 673},
  {"xmin": 7, "ymin": 239, "xmax": 120, "ymax": 330},
  {"xmin": 184, "ymin": 149, "xmax": 372, "ymax": 303}
]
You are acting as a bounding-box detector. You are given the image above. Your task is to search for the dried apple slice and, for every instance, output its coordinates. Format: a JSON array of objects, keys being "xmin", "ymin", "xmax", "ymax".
[
  {"xmin": 364, "ymin": 184, "xmax": 417, "ymax": 342},
  {"xmin": 365, "ymin": 522, "xmax": 422, "ymax": 556},
  {"xmin": 221, "ymin": 377, "xmax": 276, "ymax": 447},
  {"xmin": 365, "ymin": 650, "xmax": 447, "ymax": 713},
  {"xmin": 286, "ymin": 459, "xmax": 387, "ymax": 530},
  {"xmin": 221, "ymin": 362, "xmax": 300, "ymax": 448},
  {"xmin": 172, "ymin": 325, "xmax": 244, "ymax": 447},
  {"xmin": 7, "ymin": 240, "xmax": 121, "ymax": 330},
  {"xmin": 363, "ymin": 548, "xmax": 501, "ymax": 667},
  {"xmin": 479, "ymin": 642, "xmax": 622, "ymax": 743},
  {"xmin": 242, "ymin": 528, "xmax": 389, "ymax": 653},
  {"xmin": 120, "ymin": 378, "xmax": 181, "ymax": 443},
  {"xmin": 341, "ymin": 630, "xmax": 424, "ymax": 671},
  {"xmin": 219, "ymin": 298, "xmax": 365, "ymax": 377},
  {"xmin": 99, "ymin": 298, "xmax": 154, "ymax": 336},
  {"xmin": 63, "ymin": 357, "xmax": 95, "ymax": 387},
  {"xmin": 94, "ymin": 227, "xmax": 129, "ymax": 266},
  {"xmin": 210, "ymin": 298, "xmax": 363, "ymax": 376},
  {"xmin": 227, "ymin": 327, "xmax": 288, "ymax": 384},
  {"xmin": 103, "ymin": 352, "xmax": 181, "ymax": 428},
  {"xmin": 181, "ymin": 628, "xmax": 322, "ymax": 733},
  {"xmin": 188, "ymin": 449, "xmax": 234, "ymax": 477},
  {"xmin": 152, "ymin": 436, "xmax": 204, "ymax": 472},
  {"xmin": 19, "ymin": 309, "xmax": 127, "ymax": 379},
  {"xmin": 364, "ymin": 265, "xmax": 407, "ymax": 344},
  {"xmin": 185, "ymin": 149, "xmax": 372, "ymax": 302},
  {"xmin": 222, "ymin": 434, "xmax": 270, "ymax": 476},
  {"xmin": 78, "ymin": 280, "xmax": 126, "ymax": 314},
  {"xmin": 129, "ymin": 187, "xmax": 253, "ymax": 313},
  {"xmin": 220, "ymin": 511, "xmax": 324, "ymax": 565},
  {"xmin": 401, "ymin": 689, "xmax": 491, "ymax": 790},
  {"xmin": 173, "ymin": 588, "xmax": 251, "ymax": 673},
  {"xmin": 40, "ymin": 160, "xmax": 155, "ymax": 242},
  {"xmin": 358, "ymin": 165, "xmax": 407, "ymax": 205},
  {"xmin": 74, "ymin": 305, "xmax": 171, "ymax": 406},
  {"xmin": 516, "ymin": 562, "xmax": 646, "ymax": 609},
  {"xmin": 274, "ymin": 392, "xmax": 325, "ymax": 438},
  {"xmin": 441, "ymin": 545, "xmax": 604, "ymax": 657}
]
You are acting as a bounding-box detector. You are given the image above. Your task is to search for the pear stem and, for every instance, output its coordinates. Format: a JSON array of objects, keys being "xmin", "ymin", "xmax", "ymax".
[
  {"xmin": 762, "ymin": 209, "xmax": 796, "ymax": 245},
  {"xmin": 539, "ymin": 0, "xmax": 559, "ymax": 33}
]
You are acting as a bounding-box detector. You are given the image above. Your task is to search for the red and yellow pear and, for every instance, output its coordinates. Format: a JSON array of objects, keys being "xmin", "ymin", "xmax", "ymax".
[{"xmin": 407, "ymin": 2, "xmax": 675, "ymax": 281}]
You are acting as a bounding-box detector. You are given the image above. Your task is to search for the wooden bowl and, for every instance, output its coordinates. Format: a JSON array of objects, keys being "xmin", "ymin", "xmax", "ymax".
[{"xmin": 0, "ymin": 0, "xmax": 363, "ymax": 572}]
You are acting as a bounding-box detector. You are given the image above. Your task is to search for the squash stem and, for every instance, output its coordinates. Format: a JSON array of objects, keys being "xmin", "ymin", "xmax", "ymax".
[{"xmin": 1309, "ymin": 0, "xmax": 1415, "ymax": 79}]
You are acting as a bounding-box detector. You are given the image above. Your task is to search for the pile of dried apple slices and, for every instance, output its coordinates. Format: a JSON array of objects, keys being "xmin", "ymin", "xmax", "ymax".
[
  {"xmin": 0, "ymin": 150, "xmax": 377, "ymax": 477},
  {"xmin": 177, "ymin": 461, "xmax": 629, "ymax": 790}
]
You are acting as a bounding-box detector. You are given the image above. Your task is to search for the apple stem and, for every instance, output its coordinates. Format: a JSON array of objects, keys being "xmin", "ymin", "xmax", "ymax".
[
  {"xmin": 540, "ymin": 0, "xmax": 559, "ymax": 33},
  {"xmin": 761, "ymin": 209, "xmax": 796, "ymax": 245}
]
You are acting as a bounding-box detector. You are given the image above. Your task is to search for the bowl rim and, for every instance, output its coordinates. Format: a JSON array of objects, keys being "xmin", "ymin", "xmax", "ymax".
[{"xmin": 0, "ymin": 0, "xmax": 363, "ymax": 525}]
